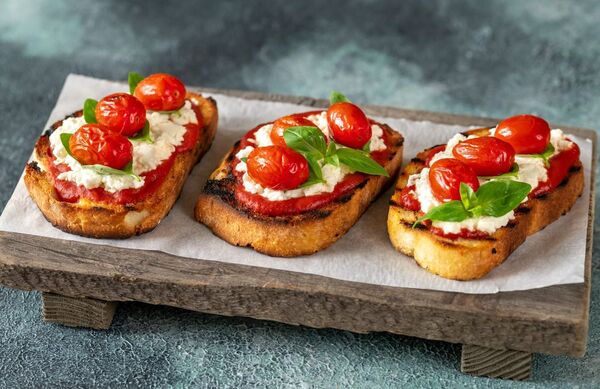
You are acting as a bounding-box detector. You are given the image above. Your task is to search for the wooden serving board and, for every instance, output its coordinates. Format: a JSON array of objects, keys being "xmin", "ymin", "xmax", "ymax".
[{"xmin": 0, "ymin": 89, "xmax": 595, "ymax": 381}]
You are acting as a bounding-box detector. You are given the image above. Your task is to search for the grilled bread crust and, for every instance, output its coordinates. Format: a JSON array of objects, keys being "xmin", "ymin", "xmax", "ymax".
[
  {"xmin": 24, "ymin": 92, "xmax": 218, "ymax": 239},
  {"xmin": 387, "ymin": 128, "xmax": 584, "ymax": 280},
  {"xmin": 195, "ymin": 124, "xmax": 404, "ymax": 257}
]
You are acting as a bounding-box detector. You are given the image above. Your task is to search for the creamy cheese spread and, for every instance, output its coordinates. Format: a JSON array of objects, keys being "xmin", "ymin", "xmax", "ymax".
[
  {"xmin": 234, "ymin": 110, "xmax": 386, "ymax": 201},
  {"xmin": 408, "ymin": 129, "xmax": 575, "ymax": 234},
  {"xmin": 48, "ymin": 100, "xmax": 197, "ymax": 193}
]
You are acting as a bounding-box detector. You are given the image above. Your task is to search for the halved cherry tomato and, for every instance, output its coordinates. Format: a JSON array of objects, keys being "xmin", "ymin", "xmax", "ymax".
[
  {"xmin": 247, "ymin": 145, "xmax": 309, "ymax": 190},
  {"xmin": 326, "ymin": 102, "xmax": 371, "ymax": 149},
  {"xmin": 452, "ymin": 136, "xmax": 515, "ymax": 176},
  {"xmin": 494, "ymin": 114, "xmax": 551, "ymax": 154},
  {"xmin": 424, "ymin": 145, "xmax": 446, "ymax": 166},
  {"xmin": 429, "ymin": 158, "xmax": 479, "ymax": 202},
  {"xmin": 270, "ymin": 115, "xmax": 317, "ymax": 146},
  {"xmin": 95, "ymin": 93, "xmax": 146, "ymax": 137},
  {"xmin": 69, "ymin": 124, "xmax": 133, "ymax": 170},
  {"xmin": 134, "ymin": 73, "xmax": 186, "ymax": 111}
]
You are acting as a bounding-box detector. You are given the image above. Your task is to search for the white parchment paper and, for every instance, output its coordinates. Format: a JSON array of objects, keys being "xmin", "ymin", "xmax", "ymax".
[{"xmin": 0, "ymin": 74, "xmax": 593, "ymax": 293}]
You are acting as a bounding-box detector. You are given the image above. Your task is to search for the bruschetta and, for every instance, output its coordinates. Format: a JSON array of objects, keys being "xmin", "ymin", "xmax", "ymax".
[
  {"xmin": 195, "ymin": 92, "xmax": 404, "ymax": 256},
  {"xmin": 25, "ymin": 72, "xmax": 218, "ymax": 238},
  {"xmin": 388, "ymin": 114, "xmax": 583, "ymax": 280}
]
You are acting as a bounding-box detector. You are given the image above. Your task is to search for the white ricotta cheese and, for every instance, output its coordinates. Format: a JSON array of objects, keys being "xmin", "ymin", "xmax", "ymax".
[
  {"xmin": 234, "ymin": 110, "xmax": 387, "ymax": 200},
  {"xmin": 48, "ymin": 100, "xmax": 197, "ymax": 193}
]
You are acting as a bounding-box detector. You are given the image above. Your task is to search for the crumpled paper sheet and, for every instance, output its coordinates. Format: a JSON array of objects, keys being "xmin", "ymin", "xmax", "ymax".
[{"xmin": 0, "ymin": 74, "xmax": 593, "ymax": 293}]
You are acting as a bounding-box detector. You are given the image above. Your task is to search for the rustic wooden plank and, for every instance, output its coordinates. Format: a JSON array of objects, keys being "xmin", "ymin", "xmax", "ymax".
[
  {"xmin": 461, "ymin": 344, "xmax": 532, "ymax": 380},
  {"xmin": 0, "ymin": 229, "xmax": 590, "ymax": 356},
  {"xmin": 0, "ymin": 88, "xmax": 594, "ymax": 358},
  {"xmin": 42, "ymin": 292, "xmax": 117, "ymax": 330}
]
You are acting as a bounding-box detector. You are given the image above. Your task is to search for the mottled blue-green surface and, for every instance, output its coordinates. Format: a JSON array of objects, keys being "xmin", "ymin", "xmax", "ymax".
[{"xmin": 0, "ymin": 0, "xmax": 598, "ymax": 387}]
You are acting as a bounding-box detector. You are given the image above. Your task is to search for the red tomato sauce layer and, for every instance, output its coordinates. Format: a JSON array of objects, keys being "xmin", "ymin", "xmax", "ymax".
[
  {"xmin": 233, "ymin": 111, "xmax": 392, "ymax": 217},
  {"xmin": 398, "ymin": 143, "xmax": 580, "ymax": 240},
  {"xmin": 47, "ymin": 101, "xmax": 203, "ymax": 205}
]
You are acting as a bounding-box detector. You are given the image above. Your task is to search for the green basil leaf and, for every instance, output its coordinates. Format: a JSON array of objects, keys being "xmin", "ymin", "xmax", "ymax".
[
  {"xmin": 481, "ymin": 163, "xmax": 520, "ymax": 180},
  {"xmin": 324, "ymin": 154, "xmax": 340, "ymax": 167},
  {"xmin": 329, "ymin": 91, "xmax": 351, "ymax": 104},
  {"xmin": 299, "ymin": 155, "xmax": 325, "ymax": 188},
  {"xmin": 362, "ymin": 141, "xmax": 371, "ymax": 153},
  {"xmin": 524, "ymin": 143, "xmax": 555, "ymax": 167},
  {"xmin": 299, "ymin": 176, "xmax": 325, "ymax": 188},
  {"xmin": 459, "ymin": 182, "xmax": 477, "ymax": 210},
  {"xmin": 473, "ymin": 180, "xmax": 531, "ymax": 217},
  {"xmin": 336, "ymin": 147, "xmax": 389, "ymax": 177},
  {"xmin": 413, "ymin": 200, "xmax": 471, "ymax": 227},
  {"xmin": 129, "ymin": 121, "xmax": 152, "ymax": 143},
  {"xmin": 325, "ymin": 141, "xmax": 337, "ymax": 157},
  {"xmin": 85, "ymin": 163, "xmax": 140, "ymax": 181},
  {"xmin": 83, "ymin": 99, "xmax": 98, "ymax": 124},
  {"xmin": 305, "ymin": 154, "xmax": 324, "ymax": 181},
  {"xmin": 60, "ymin": 133, "xmax": 73, "ymax": 154},
  {"xmin": 128, "ymin": 72, "xmax": 144, "ymax": 94},
  {"xmin": 240, "ymin": 157, "xmax": 247, "ymax": 163},
  {"xmin": 283, "ymin": 126, "xmax": 327, "ymax": 159}
]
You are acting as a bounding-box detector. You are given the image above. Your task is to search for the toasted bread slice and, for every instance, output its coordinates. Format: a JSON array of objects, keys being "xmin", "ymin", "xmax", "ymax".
[
  {"xmin": 195, "ymin": 123, "xmax": 404, "ymax": 257},
  {"xmin": 387, "ymin": 128, "xmax": 584, "ymax": 280},
  {"xmin": 24, "ymin": 92, "xmax": 218, "ymax": 239}
]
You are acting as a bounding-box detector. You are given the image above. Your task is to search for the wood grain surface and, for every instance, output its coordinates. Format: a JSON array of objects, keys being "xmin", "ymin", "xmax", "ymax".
[{"xmin": 0, "ymin": 89, "xmax": 595, "ymax": 358}]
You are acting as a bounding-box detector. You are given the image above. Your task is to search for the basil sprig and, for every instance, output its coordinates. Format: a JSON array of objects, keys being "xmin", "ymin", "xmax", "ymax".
[
  {"xmin": 59, "ymin": 133, "xmax": 140, "ymax": 180},
  {"xmin": 330, "ymin": 91, "xmax": 351, "ymax": 104},
  {"xmin": 414, "ymin": 180, "xmax": 531, "ymax": 226},
  {"xmin": 83, "ymin": 98, "xmax": 98, "ymax": 124},
  {"xmin": 128, "ymin": 71, "xmax": 144, "ymax": 94},
  {"xmin": 283, "ymin": 126, "xmax": 388, "ymax": 184},
  {"xmin": 523, "ymin": 143, "xmax": 555, "ymax": 167}
]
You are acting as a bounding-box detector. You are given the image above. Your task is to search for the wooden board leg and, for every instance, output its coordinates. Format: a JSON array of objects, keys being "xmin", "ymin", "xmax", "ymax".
[
  {"xmin": 42, "ymin": 292, "xmax": 117, "ymax": 330},
  {"xmin": 461, "ymin": 344, "xmax": 533, "ymax": 380}
]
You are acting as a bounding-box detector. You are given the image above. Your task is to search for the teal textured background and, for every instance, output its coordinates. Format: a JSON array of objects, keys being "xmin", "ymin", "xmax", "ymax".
[{"xmin": 0, "ymin": 0, "xmax": 598, "ymax": 387}]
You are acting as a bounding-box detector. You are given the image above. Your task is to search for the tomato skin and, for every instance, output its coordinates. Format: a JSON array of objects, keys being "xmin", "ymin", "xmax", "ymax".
[
  {"xmin": 247, "ymin": 146, "xmax": 309, "ymax": 190},
  {"xmin": 530, "ymin": 142, "xmax": 580, "ymax": 197},
  {"xmin": 326, "ymin": 102, "xmax": 371, "ymax": 148},
  {"xmin": 69, "ymin": 124, "xmax": 133, "ymax": 170},
  {"xmin": 134, "ymin": 73, "xmax": 186, "ymax": 111},
  {"xmin": 270, "ymin": 115, "xmax": 316, "ymax": 146},
  {"xmin": 95, "ymin": 93, "xmax": 146, "ymax": 137},
  {"xmin": 452, "ymin": 136, "xmax": 515, "ymax": 176},
  {"xmin": 495, "ymin": 114, "xmax": 551, "ymax": 154},
  {"xmin": 429, "ymin": 158, "xmax": 480, "ymax": 202},
  {"xmin": 425, "ymin": 145, "xmax": 446, "ymax": 166},
  {"xmin": 398, "ymin": 185, "xmax": 421, "ymax": 211}
]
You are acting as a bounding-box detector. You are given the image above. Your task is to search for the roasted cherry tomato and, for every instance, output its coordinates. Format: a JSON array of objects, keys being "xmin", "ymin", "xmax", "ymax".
[
  {"xmin": 246, "ymin": 145, "xmax": 309, "ymax": 190},
  {"xmin": 134, "ymin": 73, "xmax": 186, "ymax": 111},
  {"xmin": 429, "ymin": 158, "xmax": 480, "ymax": 202},
  {"xmin": 270, "ymin": 115, "xmax": 316, "ymax": 147},
  {"xmin": 494, "ymin": 114, "xmax": 551, "ymax": 154},
  {"xmin": 326, "ymin": 102, "xmax": 371, "ymax": 149},
  {"xmin": 398, "ymin": 185, "xmax": 421, "ymax": 211},
  {"xmin": 424, "ymin": 145, "xmax": 446, "ymax": 166},
  {"xmin": 95, "ymin": 93, "xmax": 146, "ymax": 137},
  {"xmin": 69, "ymin": 124, "xmax": 133, "ymax": 170},
  {"xmin": 531, "ymin": 142, "xmax": 580, "ymax": 197},
  {"xmin": 452, "ymin": 136, "xmax": 515, "ymax": 176}
]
